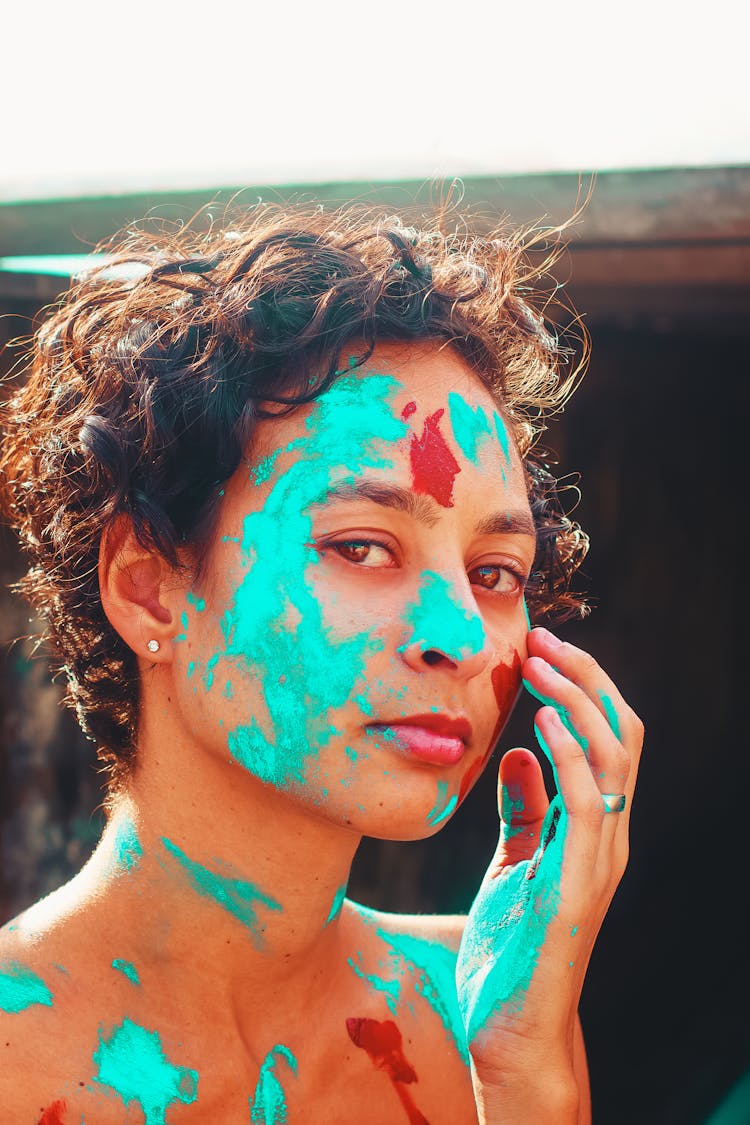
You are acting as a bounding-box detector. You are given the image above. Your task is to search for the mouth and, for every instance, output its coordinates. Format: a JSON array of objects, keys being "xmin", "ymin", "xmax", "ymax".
[{"xmin": 365, "ymin": 713, "xmax": 472, "ymax": 766}]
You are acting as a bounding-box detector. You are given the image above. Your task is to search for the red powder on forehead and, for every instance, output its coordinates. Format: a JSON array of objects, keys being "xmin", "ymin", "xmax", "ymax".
[
  {"xmin": 37, "ymin": 1101, "xmax": 67, "ymax": 1125},
  {"xmin": 409, "ymin": 409, "xmax": 460, "ymax": 508},
  {"xmin": 401, "ymin": 401, "xmax": 417, "ymax": 420},
  {"xmin": 346, "ymin": 1017, "xmax": 429, "ymax": 1123},
  {"xmin": 458, "ymin": 651, "xmax": 523, "ymax": 806}
]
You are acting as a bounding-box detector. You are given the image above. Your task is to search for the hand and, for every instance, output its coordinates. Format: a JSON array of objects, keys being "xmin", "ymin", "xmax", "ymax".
[{"xmin": 456, "ymin": 627, "xmax": 644, "ymax": 1117}]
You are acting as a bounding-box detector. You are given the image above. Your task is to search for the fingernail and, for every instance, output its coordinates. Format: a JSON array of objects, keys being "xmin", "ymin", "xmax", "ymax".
[{"xmin": 539, "ymin": 627, "xmax": 562, "ymax": 648}]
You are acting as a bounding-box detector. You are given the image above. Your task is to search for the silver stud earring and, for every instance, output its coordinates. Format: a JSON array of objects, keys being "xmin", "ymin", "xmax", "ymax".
[{"xmin": 147, "ymin": 639, "xmax": 161, "ymax": 654}]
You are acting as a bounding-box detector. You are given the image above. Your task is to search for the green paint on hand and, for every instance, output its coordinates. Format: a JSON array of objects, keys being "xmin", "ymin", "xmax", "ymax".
[
  {"xmin": 112, "ymin": 958, "xmax": 140, "ymax": 986},
  {"xmin": 250, "ymin": 1044, "xmax": 298, "ymax": 1123},
  {"xmin": 0, "ymin": 961, "xmax": 53, "ymax": 1013},
  {"xmin": 161, "ymin": 837, "xmax": 281, "ymax": 947},
  {"xmin": 93, "ymin": 1018, "xmax": 198, "ymax": 1125},
  {"xmin": 523, "ymin": 677, "xmax": 589, "ymax": 753},
  {"xmin": 598, "ymin": 690, "xmax": 622, "ymax": 740},
  {"xmin": 500, "ymin": 781, "xmax": 526, "ymax": 839},
  {"xmin": 456, "ymin": 791, "xmax": 566, "ymax": 1045}
]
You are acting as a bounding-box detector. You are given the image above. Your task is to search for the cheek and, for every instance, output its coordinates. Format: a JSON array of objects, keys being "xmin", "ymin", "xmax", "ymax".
[
  {"xmin": 458, "ymin": 649, "xmax": 523, "ymax": 806},
  {"xmin": 491, "ymin": 650, "xmax": 523, "ymax": 731}
]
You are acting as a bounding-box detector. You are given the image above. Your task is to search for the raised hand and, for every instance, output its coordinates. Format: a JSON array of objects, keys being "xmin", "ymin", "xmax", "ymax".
[{"xmin": 456, "ymin": 627, "xmax": 644, "ymax": 1122}]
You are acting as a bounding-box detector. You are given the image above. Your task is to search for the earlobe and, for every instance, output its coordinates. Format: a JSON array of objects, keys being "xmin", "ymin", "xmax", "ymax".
[{"xmin": 99, "ymin": 516, "xmax": 175, "ymax": 660}]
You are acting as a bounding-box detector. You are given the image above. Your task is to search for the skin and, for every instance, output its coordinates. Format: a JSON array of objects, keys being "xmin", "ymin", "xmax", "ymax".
[{"xmin": 0, "ymin": 341, "xmax": 643, "ymax": 1123}]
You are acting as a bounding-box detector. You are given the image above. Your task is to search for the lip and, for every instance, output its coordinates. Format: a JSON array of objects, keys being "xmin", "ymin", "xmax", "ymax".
[{"xmin": 365, "ymin": 713, "xmax": 472, "ymax": 766}]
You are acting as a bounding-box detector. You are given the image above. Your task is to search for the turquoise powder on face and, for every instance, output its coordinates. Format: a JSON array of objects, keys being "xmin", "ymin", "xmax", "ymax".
[
  {"xmin": 426, "ymin": 781, "xmax": 458, "ymax": 828},
  {"xmin": 492, "ymin": 410, "xmax": 512, "ymax": 467},
  {"xmin": 447, "ymin": 393, "xmax": 493, "ymax": 464},
  {"xmin": 0, "ymin": 961, "xmax": 53, "ymax": 1013},
  {"xmin": 222, "ymin": 372, "xmax": 406, "ymax": 790},
  {"xmin": 112, "ymin": 959, "xmax": 140, "ymax": 986},
  {"xmin": 93, "ymin": 1017, "xmax": 198, "ymax": 1124},
  {"xmin": 250, "ymin": 1044, "xmax": 298, "ymax": 1124},
  {"xmin": 161, "ymin": 838, "xmax": 281, "ymax": 947},
  {"xmin": 403, "ymin": 570, "xmax": 486, "ymax": 663},
  {"xmin": 186, "ymin": 592, "xmax": 206, "ymax": 612}
]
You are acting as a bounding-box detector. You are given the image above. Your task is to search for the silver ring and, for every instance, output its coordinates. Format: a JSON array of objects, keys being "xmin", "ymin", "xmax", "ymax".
[{"xmin": 602, "ymin": 793, "xmax": 627, "ymax": 814}]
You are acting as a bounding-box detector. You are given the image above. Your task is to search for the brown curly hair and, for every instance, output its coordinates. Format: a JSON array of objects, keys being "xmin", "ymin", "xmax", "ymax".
[{"xmin": 0, "ymin": 200, "xmax": 589, "ymax": 784}]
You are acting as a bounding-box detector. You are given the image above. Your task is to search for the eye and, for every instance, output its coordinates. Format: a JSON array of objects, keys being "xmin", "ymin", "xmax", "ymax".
[
  {"xmin": 468, "ymin": 563, "xmax": 525, "ymax": 595},
  {"xmin": 327, "ymin": 539, "xmax": 396, "ymax": 568}
]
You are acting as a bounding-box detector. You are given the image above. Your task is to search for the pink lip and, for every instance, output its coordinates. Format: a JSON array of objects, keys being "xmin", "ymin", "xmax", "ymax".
[{"xmin": 366, "ymin": 713, "xmax": 471, "ymax": 766}]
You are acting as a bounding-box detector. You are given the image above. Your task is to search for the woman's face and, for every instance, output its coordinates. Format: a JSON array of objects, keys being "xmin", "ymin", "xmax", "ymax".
[{"xmin": 170, "ymin": 341, "xmax": 536, "ymax": 839}]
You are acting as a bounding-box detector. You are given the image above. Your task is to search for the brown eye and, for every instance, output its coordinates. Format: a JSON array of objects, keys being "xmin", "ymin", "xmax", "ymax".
[
  {"xmin": 329, "ymin": 540, "xmax": 396, "ymax": 568},
  {"xmin": 469, "ymin": 564, "xmax": 521, "ymax": 593},
  {"xmin": 336, "ymin": 541, "xmax": 371, "ymax": 563}
]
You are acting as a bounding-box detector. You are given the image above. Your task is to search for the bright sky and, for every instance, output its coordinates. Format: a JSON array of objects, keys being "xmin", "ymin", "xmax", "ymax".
[{"xmin": 1, "ymin": 0, "xmax": 748, "ymax": 201}]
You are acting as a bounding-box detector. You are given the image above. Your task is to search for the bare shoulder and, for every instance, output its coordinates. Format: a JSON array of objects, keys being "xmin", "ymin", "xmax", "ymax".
[
  {"xmin": 0, "ymin": 918, "xmax": 76, "ymax": 1122},
  {"xmin": 0, "ymin": 911, "xmax": 140, "ymax": 1124},
  {"xmin": 347, "ymin": 899, "xmax": 467, "ymax": 951}
]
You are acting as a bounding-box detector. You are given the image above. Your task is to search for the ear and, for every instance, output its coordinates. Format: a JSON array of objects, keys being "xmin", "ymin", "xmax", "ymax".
[{"xmin": 99, "ymin": 515, "xmax": 178, "ymax": 662}]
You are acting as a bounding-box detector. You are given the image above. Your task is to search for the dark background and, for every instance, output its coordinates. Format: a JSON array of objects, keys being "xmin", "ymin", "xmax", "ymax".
[{"xmin": 1, "ymin": 169, "xmax": 748, "ymax": 1124}]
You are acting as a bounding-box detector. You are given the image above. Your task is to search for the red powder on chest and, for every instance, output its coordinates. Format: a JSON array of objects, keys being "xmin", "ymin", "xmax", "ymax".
[
  {"xmin": 346, "ymin": 1017, "xmax": 430, "ymax": 1124},
  {"xmin": 37, "ymin": 1100, "xmax": 67, "ymax": 1125},
  {"xmin": 409, "ymin": 409, "xmax": 460, "ymax": 508}
]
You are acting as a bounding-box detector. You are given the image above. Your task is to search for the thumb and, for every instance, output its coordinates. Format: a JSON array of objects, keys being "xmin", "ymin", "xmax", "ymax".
[{"xmin": 492, "ymin": 747, "xmax": 550, "ymax": 872}]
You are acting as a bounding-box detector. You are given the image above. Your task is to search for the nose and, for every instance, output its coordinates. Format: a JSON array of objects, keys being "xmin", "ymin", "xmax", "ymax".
[{"xmin": 398, "ymin": 569, "xmax": 495, "ymax": 679}]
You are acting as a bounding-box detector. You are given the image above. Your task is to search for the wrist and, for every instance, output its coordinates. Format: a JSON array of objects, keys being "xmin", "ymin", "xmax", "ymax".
[{"xmin": 472, "ymin": 1063, "xmax": 580, "ymax": 1125}]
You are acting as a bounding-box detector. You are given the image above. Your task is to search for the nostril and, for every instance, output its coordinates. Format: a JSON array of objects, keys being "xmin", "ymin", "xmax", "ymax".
[{"xmin": 421, "ymin": 650, "xmax": 445, "ymax": 666}]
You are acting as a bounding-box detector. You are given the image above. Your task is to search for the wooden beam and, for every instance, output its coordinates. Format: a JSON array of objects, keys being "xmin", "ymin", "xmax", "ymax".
[{"xmin": 1, "ymin": 166, "xmax": 749, "ymax": 259}]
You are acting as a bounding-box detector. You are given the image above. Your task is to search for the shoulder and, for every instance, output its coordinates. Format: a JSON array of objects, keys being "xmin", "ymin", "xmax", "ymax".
[
  {"xmin": 343, "ymin": 901, "xmax": 469, "ymax": 1050},
  {"xmin": 341, "ymin": 902, "xmax": 476, "ymax": 1118},
  {"xmin": 0, "ymin": 913, "xmax": 125, "ymax": 1123}
]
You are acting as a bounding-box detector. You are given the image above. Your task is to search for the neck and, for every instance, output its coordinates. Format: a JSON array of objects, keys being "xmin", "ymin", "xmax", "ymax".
[{"xmin": 84, "ymin": 745, "xmax": 362, "ymax": 1012}]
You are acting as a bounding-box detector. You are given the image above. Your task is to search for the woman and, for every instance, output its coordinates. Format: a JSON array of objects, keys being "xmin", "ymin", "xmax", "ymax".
[{"xmin": 0, "ymin": 203, "xmax": 642, "ymax": 1124}]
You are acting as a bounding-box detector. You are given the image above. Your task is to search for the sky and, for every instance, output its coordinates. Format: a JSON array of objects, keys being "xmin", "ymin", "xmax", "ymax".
[{"xmin": 1, "ymin": 0, "xmax": 748, "ymax": 201}]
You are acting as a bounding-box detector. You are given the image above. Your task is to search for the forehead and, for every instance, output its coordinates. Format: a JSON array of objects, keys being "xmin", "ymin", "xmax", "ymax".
[{"xmin": 251, "ymin": 340, "xmax": 511, "ymax": 468}]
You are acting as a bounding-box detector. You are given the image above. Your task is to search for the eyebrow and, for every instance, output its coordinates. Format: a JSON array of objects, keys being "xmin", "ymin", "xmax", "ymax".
[{"xmin": 310, "ymin": 480, "xmax": 537, "ymax": 539}]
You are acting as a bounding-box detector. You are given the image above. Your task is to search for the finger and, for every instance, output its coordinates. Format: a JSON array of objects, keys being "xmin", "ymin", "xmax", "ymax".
[
  {"xmin": 494, "ymin": 747, "xmax": 549, "ymax": 869},
  {"xmin": 523, "ymin": 655, "xmax": 631, "ymax": 804},
  {"xmin": 533, "ymin": 706, "xmax": 609, "ymax": 866},
  {"xmin": 528, "ymin": 628, "xmax": 644, "ymax": 768}
]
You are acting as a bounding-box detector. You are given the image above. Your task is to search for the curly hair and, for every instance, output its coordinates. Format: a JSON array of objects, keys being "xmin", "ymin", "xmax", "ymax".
[{"xmin": 0, "ymin": 200, "xmax": 589, "ymax": 783}]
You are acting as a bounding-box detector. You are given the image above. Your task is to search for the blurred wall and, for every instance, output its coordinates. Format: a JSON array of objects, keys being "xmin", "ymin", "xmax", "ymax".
[{"xmin": 1, "ymin": 170, "xmax": 748, "ymax": 1124}]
